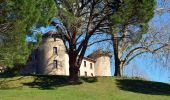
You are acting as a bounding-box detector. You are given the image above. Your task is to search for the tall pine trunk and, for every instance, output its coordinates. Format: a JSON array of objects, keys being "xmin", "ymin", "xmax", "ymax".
[{"xmin": 112, "ymin": 34, "xmax": 121, "ymax": 77}]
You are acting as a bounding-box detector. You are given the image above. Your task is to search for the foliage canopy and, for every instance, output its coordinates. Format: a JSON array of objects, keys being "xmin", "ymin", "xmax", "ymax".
[{"xmin": 0, "ymin": 0, "xmax": 56, "ymax": 66}]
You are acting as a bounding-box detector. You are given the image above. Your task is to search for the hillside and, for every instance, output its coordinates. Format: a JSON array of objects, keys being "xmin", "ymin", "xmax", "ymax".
[{"xmin": 0, "ymin": 75, "xmax": 170, "ymax": 100}]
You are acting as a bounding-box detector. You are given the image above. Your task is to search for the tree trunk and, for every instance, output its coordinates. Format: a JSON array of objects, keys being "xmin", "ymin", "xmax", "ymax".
[
  {"xmin": 112, "ymin": 35, "xmax": 121, "ymax": 77},
  {"xmin": 114, "ymin": 57, "xmax": 121, "ymax": 76},
  {"xmin": 68, "ymin": 52, "xmax": 80, "ymax": 83},
  {"xmin": 69, "ymin": 65, "xmax": 79, "ymax": 83},
  {"xmin": 68, "ymin": 35, "xmax": 90, "ymax": 83}
]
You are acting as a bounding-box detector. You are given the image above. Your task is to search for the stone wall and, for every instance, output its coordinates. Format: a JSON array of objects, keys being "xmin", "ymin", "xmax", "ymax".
[
  {"xmin": 94, "ymin": 56, "xmax": 111, "ymax": 76},
  {"xmin": 37, "ymin": 37, "xmax": 68, "ymax": 75},
  {"xmin": 79, "ymin": 59, "xmax": 95, "ymax": 76}
]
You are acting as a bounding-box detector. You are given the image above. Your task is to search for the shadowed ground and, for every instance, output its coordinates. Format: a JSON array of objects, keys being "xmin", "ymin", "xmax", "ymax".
[
  {"xmin": 116, "ymin": 78, "xmax": 170, "ymax": 96},
  {"xmin": 23, "ymin": 75, "xmax": 98, "ymax": 89},
  {"xmin": 0, "ymin": 75, "xmax": 98, "ymax": 89}
]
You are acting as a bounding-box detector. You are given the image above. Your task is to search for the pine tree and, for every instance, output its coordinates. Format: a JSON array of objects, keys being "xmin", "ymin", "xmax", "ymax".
[
  {"xmin": 0, "ymin": 0, "xmax": 56, "ymax": 67},
  {"xmin": 110, "ymin": 0, "xmax": 156, "ymax": 76}
]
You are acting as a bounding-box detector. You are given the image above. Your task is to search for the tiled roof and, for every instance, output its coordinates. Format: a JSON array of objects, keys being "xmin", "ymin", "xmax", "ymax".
[{"xmin": 87, "ymin": 49, "xmax": 111, "ymax": 59}]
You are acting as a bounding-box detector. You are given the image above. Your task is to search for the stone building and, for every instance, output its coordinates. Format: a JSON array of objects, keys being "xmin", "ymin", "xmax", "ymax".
[{"xmin": 22, "ymin": 31, "xmax": 111, "ymax": 76}]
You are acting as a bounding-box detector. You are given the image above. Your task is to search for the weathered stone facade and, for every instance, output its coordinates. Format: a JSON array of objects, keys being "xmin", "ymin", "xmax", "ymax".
[{"xmin": 22, "ymin": 31, "xmax": 111, "ymax": 76}]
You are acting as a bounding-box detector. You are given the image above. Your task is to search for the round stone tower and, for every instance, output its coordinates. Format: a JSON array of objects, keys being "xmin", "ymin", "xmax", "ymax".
[
  {"xmin": 88, "ymin": 49, "xmax": 111, "ymax": 76},
  {"xmin": 37, "ymin": 30, "xmax": 69, "ymax": 75}
]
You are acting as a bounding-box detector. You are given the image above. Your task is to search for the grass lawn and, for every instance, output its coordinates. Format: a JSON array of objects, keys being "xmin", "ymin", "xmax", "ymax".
[{"xmin": 0, "ymin": 75, "xmax": 170, "ymax": 100}]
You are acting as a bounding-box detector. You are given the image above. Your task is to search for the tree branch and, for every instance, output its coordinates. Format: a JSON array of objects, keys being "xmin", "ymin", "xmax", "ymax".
[
  {"xmin": 123, "ymin": 43, "xmax": 169, "ymax": 66},
  {"xmin": 88, "ymin": 38, "xmax": 112, "ymax": 47}
]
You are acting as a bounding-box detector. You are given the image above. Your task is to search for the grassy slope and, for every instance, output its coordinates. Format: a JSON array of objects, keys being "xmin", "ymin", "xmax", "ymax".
[{"xmin": 0, "ymin": 75, "xmax": 170, "ymax": 100}]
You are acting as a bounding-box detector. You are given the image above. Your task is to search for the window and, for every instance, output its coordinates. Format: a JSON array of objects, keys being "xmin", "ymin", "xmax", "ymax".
[
  {"xmin": 91, "ymin": 73, "xmax": 93, "ymax": 76},
  {"xmin": 53, "ymin": 47, "xmax": 57, "ymax": 54},
  {"xmin": 53, "ymin": 60, "xmax": 58, "ymax": 68},
  {"xmin": 84, "ymin": 71, "xmax": 87, "ymax": 76},
  {"xmin": 90, "ymin": 63, "xmax": 93, "ymax": 69},
  {"xmin": 84, "ymin": 61, "xmax": 86, "ymax": 67}
]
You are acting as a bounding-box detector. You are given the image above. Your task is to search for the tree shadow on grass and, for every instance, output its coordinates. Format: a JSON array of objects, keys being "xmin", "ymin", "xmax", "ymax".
[
  {"xmin": 0, "ymin": 75, "xmax": 71, "ymax": 90},
  {"xmin": 0, "ymin": 74, "xmax": 98, "ymax": 90},
  {"xmin": 116, "ymin": 79, "xmax": 170, "ymax": 96},
  {"xmin": 23, "ymin": 75, "xmax": 98, "ymax": 89},
  {"xmin": 22, "ymin": 75, "xmax": 71, "ymax": 89}
]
